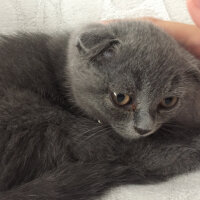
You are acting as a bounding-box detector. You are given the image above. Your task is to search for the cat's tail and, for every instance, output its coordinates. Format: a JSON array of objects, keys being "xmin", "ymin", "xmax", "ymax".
[{"xmin": 0, "ymin": 161, "xmax": 160, "ymax": 200}]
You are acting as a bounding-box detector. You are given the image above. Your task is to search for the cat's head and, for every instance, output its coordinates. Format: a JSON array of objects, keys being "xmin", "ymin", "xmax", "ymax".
[{"xmin": 67, "ymin": 21, "xmax": 200, "ymax": 139}]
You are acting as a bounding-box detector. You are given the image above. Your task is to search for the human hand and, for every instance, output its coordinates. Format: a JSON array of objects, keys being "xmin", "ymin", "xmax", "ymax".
[
  {"xmin": 142, "ymin": 17, "xmax": 200, "ymax": 59},
  {"xmin": 142, "ymin": 0, "xmax": 200, "ymax": 58},
  {"xmin": 187, "ymin": 0, "xmax": 200, "ymax": 27},
  {"xmin": 101, "ymin": 0, "xmax": 200, "ymax": 58}
]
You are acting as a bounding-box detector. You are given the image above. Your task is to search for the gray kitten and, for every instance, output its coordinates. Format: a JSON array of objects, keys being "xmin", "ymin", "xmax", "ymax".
[
  {"xmin": 0, "ymin": 21, "xmax": 200, "ymax": 200},
  {"xmin": 69, "ymin": 21, "xmax": 200, "ymax": 138}
]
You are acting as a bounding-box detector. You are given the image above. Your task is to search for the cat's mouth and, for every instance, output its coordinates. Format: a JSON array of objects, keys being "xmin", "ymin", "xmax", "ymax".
[
  {"xmin": 133, "ymin": 124, "xmax": 161, "ymax": 138},
  {"xmin": 136, "ymin": 129, "xmax": 156, "ymax": 137},
  {"xmin": 109, "ymin": 120, "xmax": 161, "ymax": 139},
  {"xmin": 113, "ymin": 123, "xmax": 161, "ymax": 140}
]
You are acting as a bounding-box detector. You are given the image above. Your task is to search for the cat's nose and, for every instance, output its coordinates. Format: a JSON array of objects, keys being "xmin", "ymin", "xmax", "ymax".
[{"xmin": 134, "ymin": 127, "xmax": 151, "ymax": 135}]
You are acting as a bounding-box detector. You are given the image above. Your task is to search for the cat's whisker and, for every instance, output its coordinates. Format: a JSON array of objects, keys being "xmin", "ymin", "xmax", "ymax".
[
  {"xmin": 157, "ymin": 121, "xmax": 185, "ymax": 130},
  {"xmin": 160, "ymin": 127, "xmax": 177, "ymax": 134},
  {"xmin": 80, "ymin": 126, "xmax": 111, "ymax": 144},
  {"xmin": 79, "ymin": 126, "xmax": 103, "ymax": 138},
  {"xmin": 163, "ymin": 122, "xmax": 185, "ymax": 129},
  {"xmin": 83, "ymin": 126, "xmax": 110, "ymax": 141}
]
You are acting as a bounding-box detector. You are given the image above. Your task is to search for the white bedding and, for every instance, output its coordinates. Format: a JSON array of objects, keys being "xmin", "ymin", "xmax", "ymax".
[{"xmin": 0, "ymin": 0, "xmax": 199, "ymax": 199}]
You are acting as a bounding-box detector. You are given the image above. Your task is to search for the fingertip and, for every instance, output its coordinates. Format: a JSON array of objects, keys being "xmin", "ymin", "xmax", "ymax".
[{"xmin": 187, "ymin": 0, "xmax": 200, "ymax": 27}]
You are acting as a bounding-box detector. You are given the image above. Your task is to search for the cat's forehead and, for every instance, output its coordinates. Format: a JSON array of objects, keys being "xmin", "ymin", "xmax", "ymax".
[
  {"xmin": 109, "ymin": 21, "xmax": 181, "ymax": 67},
  {"xmin": 108, "ymin": 61, "xmax": 177, "ymax": 96},
  {"xmin": 75, "ymin": 21, "xmax": 188, "ymax": 95},
  {"xmin": 107, "ymin": 45, "xmax": 183, "ymax": 95}
]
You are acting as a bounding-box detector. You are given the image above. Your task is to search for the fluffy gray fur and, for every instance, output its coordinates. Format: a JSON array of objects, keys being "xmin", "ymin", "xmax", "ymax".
[
  {"xmin": 69, "ymin": 21, "xmax": 200, "ymax": 138},
  {"xmin": 0, "ymin": 21, "xmax": 200, "ymax": 200}
]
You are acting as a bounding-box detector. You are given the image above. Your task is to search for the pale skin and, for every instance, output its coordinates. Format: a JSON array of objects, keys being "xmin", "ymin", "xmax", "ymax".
[{"xmin": 102, "ymin": 0, "xmax": 200, "ymax": 59}]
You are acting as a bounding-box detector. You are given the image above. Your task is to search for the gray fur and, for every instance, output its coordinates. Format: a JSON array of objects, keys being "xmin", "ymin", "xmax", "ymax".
[
  {"xmin": 0, "ymin": 21, "xmax": 200, "ymax": 200},
  {"xmin": 68, "ymin": 21, "xmax": 200, "ymax": 138}
]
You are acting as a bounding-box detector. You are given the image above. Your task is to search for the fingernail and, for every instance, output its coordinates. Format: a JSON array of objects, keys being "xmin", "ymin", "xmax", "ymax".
[{"xmin": 193, "ymin": 0, "xmax": 200, "ymax": 8}]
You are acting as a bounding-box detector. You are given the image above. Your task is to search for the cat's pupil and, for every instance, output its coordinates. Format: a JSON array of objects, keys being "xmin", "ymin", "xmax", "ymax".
[
  {"xmin": 165, "ymin": 97, "xmax": 173, "ymax": 105},
  {"xmin": 117, "ymin": 94, "xmax": 125, "ymax": 103}
]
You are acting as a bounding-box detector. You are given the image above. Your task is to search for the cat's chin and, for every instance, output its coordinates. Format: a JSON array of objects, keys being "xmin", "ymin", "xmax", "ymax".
[
  {"xmin": 112, "ymin": 129, "xmax": 143, "ymax": 140},
  {"xmin": 113, "ymin": 126, "xmax": 160, "ymax": 140},
  {"xmin": 123, "ymin": 131, "xmax": 156, "ymax": 140}
]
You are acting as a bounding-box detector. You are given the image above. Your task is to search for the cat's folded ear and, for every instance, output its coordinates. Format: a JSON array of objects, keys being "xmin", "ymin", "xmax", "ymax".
[{"xmin": 76, "ymin": 25, "xmax": 120, "ymax": 61}]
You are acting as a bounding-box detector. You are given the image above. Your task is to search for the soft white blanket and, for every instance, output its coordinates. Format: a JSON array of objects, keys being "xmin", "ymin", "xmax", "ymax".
[{"xmin": 0, "ymin": 0, "xmax": 199, "ymax": 199}]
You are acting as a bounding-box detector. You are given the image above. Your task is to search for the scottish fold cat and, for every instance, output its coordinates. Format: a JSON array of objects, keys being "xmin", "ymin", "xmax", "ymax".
[{"xmin": 0, "ymin": 21, "xmax": 200, "ymax": 200}]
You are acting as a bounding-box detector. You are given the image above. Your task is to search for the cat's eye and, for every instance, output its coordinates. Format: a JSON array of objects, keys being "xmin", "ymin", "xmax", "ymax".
[
  {"xmin": 111, "ymin": 92, "xmax": 131, "ymax": 106},
  {"xmin": 159, "ymin": 97, "xmax": 178, "ymax": 109}
]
